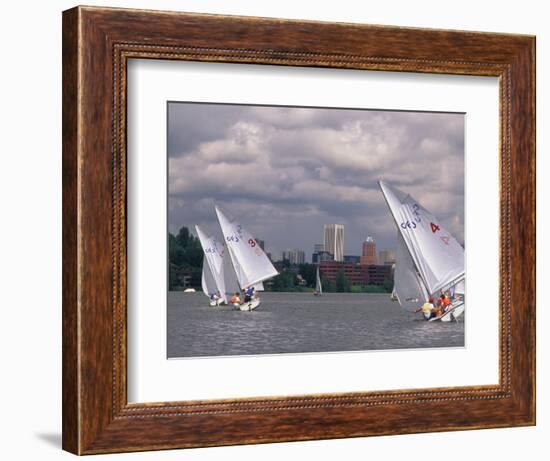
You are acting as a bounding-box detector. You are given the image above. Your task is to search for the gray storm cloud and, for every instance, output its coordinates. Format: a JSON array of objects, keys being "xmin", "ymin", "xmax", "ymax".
[{"xmin": 168, "ymin": 102, "xmax": 464, "ymax": 261}]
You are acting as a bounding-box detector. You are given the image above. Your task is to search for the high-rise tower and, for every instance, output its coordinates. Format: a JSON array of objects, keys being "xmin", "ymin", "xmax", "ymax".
[
  {"xmin": 323, "ymin": 224, "xmax": 344, "ymax": 262},
  {"xmin": 360, "ymin": 236, "xmax": 378, "ymax": 265}
]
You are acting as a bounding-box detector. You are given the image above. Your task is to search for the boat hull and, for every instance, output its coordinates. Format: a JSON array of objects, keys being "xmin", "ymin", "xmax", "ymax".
[
  {"xmin": 234, "ymin": 298, "xmax": 261, "ymax": 311},
  {"xmin": 428, "ymin": 303, "xmax": 465, "ymax": 322},
  {"xmin": 440, "ymin": 304, "xmax": 465, "ymax": 322}
]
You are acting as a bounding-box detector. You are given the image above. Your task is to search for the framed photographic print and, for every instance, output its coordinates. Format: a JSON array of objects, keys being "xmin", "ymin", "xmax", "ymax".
[{"xmin": 62, "ymin": 6, "xmax": 535, "ymax": 455}]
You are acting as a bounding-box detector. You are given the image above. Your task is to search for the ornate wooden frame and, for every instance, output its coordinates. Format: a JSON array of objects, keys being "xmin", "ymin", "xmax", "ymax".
[{"xmin": 62, "ymin": 6, "xmax": 535, "ymax": 455}]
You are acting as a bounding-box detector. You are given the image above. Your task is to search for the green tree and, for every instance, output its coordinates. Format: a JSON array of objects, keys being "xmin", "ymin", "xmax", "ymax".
[
  {"xmin": 169, "ymin": 233, "xmax": 185, "ymax": 266},
  {"xmin": 279, "ymin": 259, "xmax": 291, "ymax": 270},
  {"xmin": 176, "ymin": 226, "xmax": 191, "ymax": 247},
  {"xmin": 270, "ymin": 271, "xmax": 295, "ymax": 291},
  {"xmin": 365, "ymin": 284, "xmax": 386, "ymax": 293},
  {"xmin": 321, "ymin": 277, "xmax": 336, "ymax": 293},
  {"xmin": 183, "ymin": 235, "xmax": 203, "ymax": 268},
  {"xmin": 168, "ymin": 226, "xmax": 208, "ymax": 290},
  {"xmin": 298, "ymin": 263, "xmax": 316, "ymax": 287},
  {"xmin": 169, "ymin": 263, "xmax": 179, "ymax": 291}
]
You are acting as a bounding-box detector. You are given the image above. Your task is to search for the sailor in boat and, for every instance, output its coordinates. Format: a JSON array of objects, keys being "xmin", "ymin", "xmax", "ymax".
[
  {"xmin": 442, "ymin": 292, "xmax": 452, "ymax": 313},
  {"xmin": 431, "ymin": 295, "xmax": 441, "ymax": 317},
  {"xmin": 422, "ymin": 292, "xmax": 461, "ymax": 321},
  {"xmin": 230, "ymin": 292, "xmax": 242, "ymax": 305},
  {"xmin": 244, "ymin": 286, "xmax": 255, "ymax": 303},
  {"xmin": 433, "ymin": 292, "xmax": 450, "ymax": 317},
  {"xmin": 415, "ymin": 297, "xmax": 436, "ymax": 320},
  {"xmin": 209, "ymin": 291, "xmax": 221, "ymax": 305}
]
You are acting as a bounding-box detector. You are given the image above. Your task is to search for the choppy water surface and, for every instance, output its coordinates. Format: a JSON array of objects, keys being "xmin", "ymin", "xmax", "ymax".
[{"xmin": 167, "ymin": 292, "xmax": 464, "ymax": 358}]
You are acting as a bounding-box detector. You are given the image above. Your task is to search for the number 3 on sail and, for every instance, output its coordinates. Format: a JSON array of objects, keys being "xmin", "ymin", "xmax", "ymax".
[{"xmin": 214, "ymin": 206, "xmax": 279, "ymax": 311}]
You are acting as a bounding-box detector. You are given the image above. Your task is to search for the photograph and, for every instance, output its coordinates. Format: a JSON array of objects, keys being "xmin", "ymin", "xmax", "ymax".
[{"xmin": 167, "ymin": 102, "xmax": 466, "ymax": 358}]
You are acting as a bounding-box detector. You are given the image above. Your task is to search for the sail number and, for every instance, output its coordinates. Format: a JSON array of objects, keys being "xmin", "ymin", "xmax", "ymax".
[
  {"xmin": 226, "ymin": 224, "xmax": 245, "ymax": 244},
  {"xmin": 226, "ymin": 235, "xmax": 240, "ymax": 243},
  {"xmin": 401, "ymin": 204, "xmax": 421, "ymax": 229},
  {"xmin": 226, "ymin": 236, "xmax": 257, "ymax": 247},
  {"xmin": 400, "ymin": 220, "xmax": 417, "ymax": 229},
  {"xmin": 225, "ymin": 234, "xmax": 257, "ymax": 248}
]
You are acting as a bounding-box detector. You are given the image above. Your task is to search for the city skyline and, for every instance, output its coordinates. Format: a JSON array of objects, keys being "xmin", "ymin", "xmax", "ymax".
[{"xmin": 168, "ymin": 102, "xmax": 464, "ymax": 260}]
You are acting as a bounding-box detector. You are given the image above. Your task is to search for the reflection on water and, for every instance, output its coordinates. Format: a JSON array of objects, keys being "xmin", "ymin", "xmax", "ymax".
[{"xmin": 167, "ymin": 292, "xmax": 464, "ymax": 358}]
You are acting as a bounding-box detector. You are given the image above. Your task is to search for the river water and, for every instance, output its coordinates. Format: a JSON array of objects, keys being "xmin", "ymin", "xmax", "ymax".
[{"xmin": 167, "ymin": 291, "xmax": 464, "ymax": 358}]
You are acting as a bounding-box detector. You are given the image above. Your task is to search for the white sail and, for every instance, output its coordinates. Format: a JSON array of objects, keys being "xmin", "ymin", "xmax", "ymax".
[
  {"xmin": 253, "ymin": 282, "xmax": 265, "ymax": 291},
  {"xmin": 379, "ymin": 181, "xmax": 464, "ymax": 297},
  {"xmin": 394, "ymin": 232, "xmax": 429, "ymax": 311},
  {"xmin": 221, "ymin": 243, "xmax": 241, "ymax": 303},
  {"xmin": 315, "ymin": 265, "xmax": 322, "ymax": 294},
  {"xmin": 215, "ymin": 206, "xmax": 279, "ymax": 288},
  {"xmin": 201, "ymin": 256, "xmax": 218, "ymax": 297},
  {"xmin": 195, "ymin": 225, "xmax": 226, "ymax": 300}
]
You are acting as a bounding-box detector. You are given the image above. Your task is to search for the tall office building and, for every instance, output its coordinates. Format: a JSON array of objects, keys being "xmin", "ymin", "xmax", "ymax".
[
  {"xmin": 324, "ymin": 224, "xmax": 344, "ymax": 262},
  {"xmin": 360, "ymin": 236, "xmax": 378, "ymax": 265}
]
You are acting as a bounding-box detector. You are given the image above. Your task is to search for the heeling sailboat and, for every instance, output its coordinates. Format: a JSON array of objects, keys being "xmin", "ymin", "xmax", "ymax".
[
  {"xmin": 214, "ymin": 206, "xmax": 279, "ymax": 311},
  {"xmin": 195, "ymin": 225, "xmax": 226, "ymax": 306},
  {"xmin": 314, "ymin": 265, "xmax": 322, "ymax": 296},
  {"xmin": 379, "ymin": 181, "xmax": 465, "ymax": 322}
]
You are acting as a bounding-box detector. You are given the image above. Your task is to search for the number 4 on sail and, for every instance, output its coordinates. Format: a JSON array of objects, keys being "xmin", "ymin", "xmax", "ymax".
[{"xmin": 379, "ymin": 181, "xmax": 465, "ymax": 322}]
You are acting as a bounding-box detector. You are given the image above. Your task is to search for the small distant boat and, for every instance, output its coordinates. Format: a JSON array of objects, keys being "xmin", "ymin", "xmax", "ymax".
[
  {"xmin": 183, "ymin": 288, "xmax": 196, "ymax": 293},
  {"xmin": 214, "ymin": 206, "xmax": 279, "ymax": 311},
  {"xmin": 313, "ymin": 265, "xmax": 322, "ymax": 296},
  {"xmin": 379, "ymin": 181, "xmax": 465, "ymax": 322}
]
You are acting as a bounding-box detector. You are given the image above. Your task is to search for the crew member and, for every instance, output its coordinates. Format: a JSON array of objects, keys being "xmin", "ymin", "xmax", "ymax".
[
  {"xmin": 415, "ymin": 297, "xmax": 435, "ymax": 320},
  {"xmin": 230, "ymin": 292, "xmax": 241, "ymax": 304},
  {"xmin": 244, "ymin": 286, "xmax": 255, "ymax": 303}
]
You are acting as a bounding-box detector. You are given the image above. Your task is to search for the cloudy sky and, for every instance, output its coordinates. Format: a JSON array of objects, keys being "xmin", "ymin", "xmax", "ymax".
[{"xmin": 168, "ymin": 102, "xmax": 464, "ymax": 261}]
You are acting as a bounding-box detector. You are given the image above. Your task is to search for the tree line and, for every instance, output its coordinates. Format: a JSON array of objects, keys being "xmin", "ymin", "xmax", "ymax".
[{"xmin": 169, "ymin": 226, "xmax": 203, "ymax": 290}]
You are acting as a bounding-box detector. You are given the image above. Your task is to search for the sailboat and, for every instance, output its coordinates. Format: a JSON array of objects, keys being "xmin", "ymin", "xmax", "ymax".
[
  {"xmin": 195, "ymin": 225, "xmax": 226, "ymax": 306},
  {"xmin": 214, "ymin": 206, "xmax": 279, "ymax": 311},
  {"xmin": 379, "ymin": 181, "xmax": 465, "ymax": 322},
  {"xmin": 314, "ymin": 265, "xmax": 323, "ymax": 296}
]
